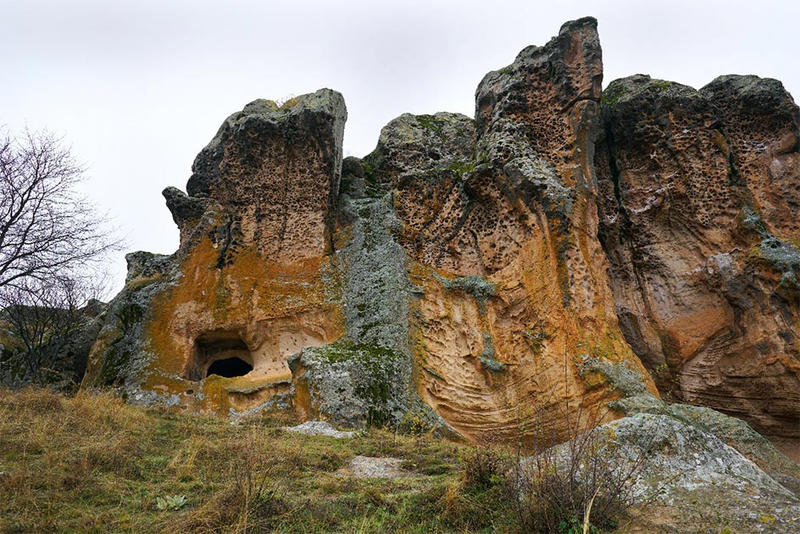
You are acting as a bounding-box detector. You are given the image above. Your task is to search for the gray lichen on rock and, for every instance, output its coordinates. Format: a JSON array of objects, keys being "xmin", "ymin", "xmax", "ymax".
[
  {"xmin": 369, "ymin": 112, "xmax": 476, "ymax": 182},
  {"xmin": 287, "ymin": 188, "xmax": 421, "ymax": 427},
  {"xmin": 479, "ymin": 332, "xmax": 505, "ymax": 373},
  {"xmin": 577, "ymin": 355, "xmax": 652, "ymax": 398},
  {"xmin": 286, "ymin": 180, "xmax": 447, "ymax": 430},
  {"xmin": 437, "ymin": 274, "xmax": 496, "ymax": 312},
  {"xmin": 587, "ymin": 414, "xmax": 799, "ymax": 532},
  {"xmin": 288, "ymin": 342, "xmax": 410, "ymax": 428},
  {"xmin": 188, "ymin": 89, "xmax": 347, "ymax": 200},
  {"xmin": 338, "ymin": 192, "xmax": 411, "ymax": 352},
  {"xmin": 752, "ymin": 237, "xmax": 800, "ymax": 273}
]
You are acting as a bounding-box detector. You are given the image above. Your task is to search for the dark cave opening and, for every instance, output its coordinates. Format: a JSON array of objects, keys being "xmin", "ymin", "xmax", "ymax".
[
  {"xmin": 184, "ymin": 330, "xmax": 255, "ymax": 381},
  {"xmin": 206, "ymin": 356, "xmax": 253, "ymax": 378}
]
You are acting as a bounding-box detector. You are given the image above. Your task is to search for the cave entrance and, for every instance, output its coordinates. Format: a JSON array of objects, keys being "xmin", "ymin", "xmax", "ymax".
[
  {"xmin": 187, "ymin": 330, "xmax": 254, "ymax": 381},
  {"xmin": 207, "ymin": 357, "xmax": 253, "ymax": 378}
]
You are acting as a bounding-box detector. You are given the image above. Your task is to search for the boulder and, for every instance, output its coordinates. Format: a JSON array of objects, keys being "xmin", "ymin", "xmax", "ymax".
[{"xmin": 591, "ymin": 413, "xmax": 799, "ymax": 532}]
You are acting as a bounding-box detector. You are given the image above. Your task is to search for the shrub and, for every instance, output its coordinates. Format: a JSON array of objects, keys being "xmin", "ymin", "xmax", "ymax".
[
  {"xmin": 510, "ymin": 404, "xmax": 657, "ymax": 533},
  {"xmin": 462, "ymin": 434, "xmax": 511, "ymax": 490}
]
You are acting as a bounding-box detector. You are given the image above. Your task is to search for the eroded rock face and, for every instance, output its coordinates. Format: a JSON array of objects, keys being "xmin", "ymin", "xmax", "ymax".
[
  {"xmin": 83, "ymin": 19, "xmax": 799, "ymax": 454},
  {"xmin": 595, "ymin": 74, "xmax": 800, "ymax": 446},
  {"xmin": 354, "ymin": 18, "xmax": 656, "ymax": 443},
  {"xmin": 184, "ymin": 95, "xmax": 345, "ymax": 263},
  {"xmin": 83, "ymin": 91, "xmax": 348, "ymax": 414},
  {"xmin": 702, "ymin": 75, "xmax": 800, "ymax": 241}
]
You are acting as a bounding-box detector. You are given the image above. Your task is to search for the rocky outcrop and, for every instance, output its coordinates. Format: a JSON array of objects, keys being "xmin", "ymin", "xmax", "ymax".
[
  {"xmin": 562, "ymin": 412, "xmax": 800, "ymax": 532},
  {"xmin": 82, "ymin": 18, "xmax": 799, "ymax": 457},
  {"xmin": 83, "ymin": 91, "xmax": 349, "ymax": 414},
  {"xmin": 595, "ymin": 74, "xmax": 800, "ymax": 447},
  {"xmin": 354, "ymin": 18, "xmax": 655, "ymax": 443}
]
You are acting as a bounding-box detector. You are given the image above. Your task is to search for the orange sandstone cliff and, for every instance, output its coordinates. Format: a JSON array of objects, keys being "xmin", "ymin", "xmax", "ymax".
[
  {"xmin": 595, "ymin": 74, "xmax": 800, "ymax": 449},
  {"xmin": 84, "ymin": 18, "xmax": 799, "ymax": 448}
]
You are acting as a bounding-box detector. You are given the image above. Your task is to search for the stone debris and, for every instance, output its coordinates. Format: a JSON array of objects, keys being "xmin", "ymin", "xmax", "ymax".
[
  {"xmin": 281, "ymin": 421, "xmax": 355, "ymax": 439},
  {"xmin": 341, "ymin": 456, "xmax": 410, "ymax": 479}
]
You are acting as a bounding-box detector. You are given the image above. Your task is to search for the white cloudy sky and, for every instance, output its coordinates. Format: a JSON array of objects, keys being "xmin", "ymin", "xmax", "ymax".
[{"xmin": 2, "ymin": 0, "xmax": 798, "ymax": 294}]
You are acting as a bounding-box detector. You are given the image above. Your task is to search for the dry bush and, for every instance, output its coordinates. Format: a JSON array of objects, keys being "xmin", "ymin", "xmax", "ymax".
[
  {"xmin": 462, "ymin": 433, "xmax": 512, "ymax": 490},
  {"xmin": 510, "ymin": 403, "xmax": 657, "ymax": 534},
  {"xmin": 171, "ymin": 428, "xmax": 289, "ymax": 533}
]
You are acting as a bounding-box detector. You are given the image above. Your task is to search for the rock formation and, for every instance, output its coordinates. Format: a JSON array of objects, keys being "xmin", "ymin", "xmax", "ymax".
[
  {"xmin": 366, "ymin": 18, "xmax": 654, "ymax": 443},
  {"xmin": 82, "ymin": 18, "xmax": 799, "ymax": 455},
  {"xmin": 84, "ymin": 91, "xmax": 349, "ymax": 413},
  {"xmin": 552, "ymin": 411, "xmax": 800, "ymax": 532},
  {"xmin": 595, "ymin": 74, "xmax": 800, "ymax": 452}
]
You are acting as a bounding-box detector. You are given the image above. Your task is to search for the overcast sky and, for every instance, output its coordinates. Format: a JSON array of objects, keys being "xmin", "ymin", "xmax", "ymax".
[{"xmin": 2, "ymin": 0, "xmax": 798, "ymax": 294}]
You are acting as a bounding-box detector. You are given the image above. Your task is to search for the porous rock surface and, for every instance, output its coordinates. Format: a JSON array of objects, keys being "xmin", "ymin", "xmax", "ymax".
[
  {"xmin": 83, "ymin": 18, "xmax": 798, "ymax": 461},
  {"xmin": 359, "ymin": 18, "xmax": 654, "ymax": 444},
  {"xmin": 83, "ymin": 91, "xmax": 350, "ymax": 414},
  {"xmin": 595, "ymin": 73, "xmax": 800, "ymax": 447}
]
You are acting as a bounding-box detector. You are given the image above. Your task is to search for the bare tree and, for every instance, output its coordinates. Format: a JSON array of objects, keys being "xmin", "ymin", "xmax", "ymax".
[
  {"xmin": 0, "ymin": 128, "xmax": 119, "ymax": 386},
  {"xmin": 0, "ymin": 128, "xmax": 118, "ymax": 291}
]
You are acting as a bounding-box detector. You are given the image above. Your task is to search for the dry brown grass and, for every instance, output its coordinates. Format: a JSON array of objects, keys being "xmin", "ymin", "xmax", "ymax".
[
  {"xmin": 0, "ymin": 387, "xmax": 476, "ymax": 533},
  {"xmin": 2, "ymin": 387, "xmax": 655, "ymax": 532},
  {"xmin": 0, "ymin": 388, "xmax": 152, "ymax": 531}
]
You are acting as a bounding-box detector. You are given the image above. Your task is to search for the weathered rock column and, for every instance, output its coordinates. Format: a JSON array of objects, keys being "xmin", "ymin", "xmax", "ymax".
[
  {"xmin": 595, "ymin": 74, "xmax": 800, "ymax": 445},
  {"xmin": 85, "ymin": 91, "xmax": 349, "ymax": 415},
  {"xmin": 356, "ymin": 18, "xmax": 658, "ymax": 443}
]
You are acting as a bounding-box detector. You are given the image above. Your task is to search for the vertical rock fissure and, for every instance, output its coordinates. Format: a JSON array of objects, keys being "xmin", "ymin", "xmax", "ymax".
[{"xmin": 603, "ymin": 123, "xmax": 626, "ymax": 218}]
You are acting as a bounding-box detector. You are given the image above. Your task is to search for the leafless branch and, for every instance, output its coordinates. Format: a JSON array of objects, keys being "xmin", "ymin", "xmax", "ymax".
[
  {"xmin": 0, "ymin": 127, "xmax": 120, "ymax": 386},
  {"xmin": 0, "ymin": 128, "xmax": 120, "ymax": 292}
]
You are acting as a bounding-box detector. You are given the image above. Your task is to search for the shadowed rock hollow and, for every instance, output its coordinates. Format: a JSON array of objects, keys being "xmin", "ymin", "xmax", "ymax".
[{"xmin": 83, "ymin": 18, "xmax": 799, "ymax": 457}]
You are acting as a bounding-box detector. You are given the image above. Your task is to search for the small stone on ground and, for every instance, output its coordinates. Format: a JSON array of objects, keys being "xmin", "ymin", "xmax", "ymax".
[
  {"xmin": 342, "ymin": 456, "xmax": 410, "ymax": 478},
  {"xmin": 281, "ymin": 420, "xmax": 355, "ymax": 439}
]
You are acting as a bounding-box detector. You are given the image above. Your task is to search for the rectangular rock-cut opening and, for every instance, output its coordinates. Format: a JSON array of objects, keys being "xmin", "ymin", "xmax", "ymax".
[{"xmin": 185, "ymin": 330, "xmax": 254, "ymax": 381}]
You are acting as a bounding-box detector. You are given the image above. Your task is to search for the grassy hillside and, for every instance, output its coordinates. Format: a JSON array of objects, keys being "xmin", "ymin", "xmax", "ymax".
[
  {"xmin": 4, "ymin": 388, "xmax": 795, "ymax": 533},
  {"xmin": 0, "ymin": 388, "xmax": 516, "ymax": 533}
]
